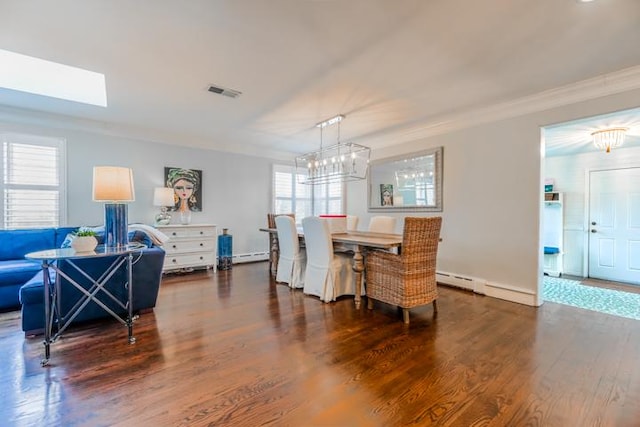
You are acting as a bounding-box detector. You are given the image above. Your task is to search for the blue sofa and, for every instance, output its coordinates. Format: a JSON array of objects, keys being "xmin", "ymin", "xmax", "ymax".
[
  {"xmin": 0, "ymin": 227, "xmax": 77, "ymax": 311},
  {"xmin": 0, "ymin": 227, "xmax": 165, "ymax": 335}
]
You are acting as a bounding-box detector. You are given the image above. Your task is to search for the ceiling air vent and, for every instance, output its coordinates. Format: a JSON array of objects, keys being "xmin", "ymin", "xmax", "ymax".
[{"xmin": 207, "ymin": 84, "xmax": 242, "ymax": 99}]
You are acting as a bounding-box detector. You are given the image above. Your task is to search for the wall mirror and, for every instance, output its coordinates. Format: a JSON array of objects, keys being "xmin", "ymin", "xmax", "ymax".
[{"xmin": 368, "ymin": 146, "xmax": 443, "ymax": 212}]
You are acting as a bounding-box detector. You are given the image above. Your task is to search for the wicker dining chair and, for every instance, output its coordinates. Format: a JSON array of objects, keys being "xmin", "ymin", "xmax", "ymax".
[
  {"xmin": 267, "ymin": 213, "xmax": 295, "ymax": 276},
  {"xmin": 365, "ymin": 216, "xmax": 442, "ymax": 324}
]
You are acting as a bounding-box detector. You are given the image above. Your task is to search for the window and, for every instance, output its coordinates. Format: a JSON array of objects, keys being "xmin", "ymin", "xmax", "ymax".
[
  {"xmin": 0, "ymin": 49, "xmax": 107, "ymax": 107},
  {"xmin": 1, "ymin": 133, "xmax": 65, "ymax": 229},
  {"xmin": 272, "ymin": 164, "xmax": 343, "ymax": 221}
]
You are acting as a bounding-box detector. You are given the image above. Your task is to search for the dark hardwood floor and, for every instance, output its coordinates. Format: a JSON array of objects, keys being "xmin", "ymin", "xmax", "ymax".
[{"xmin": 2, "ymin": 262, "xmax": 640, "ymax": 426}]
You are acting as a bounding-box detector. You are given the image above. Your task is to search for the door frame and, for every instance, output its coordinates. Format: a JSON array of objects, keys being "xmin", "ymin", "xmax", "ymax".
[{"xmin": 583, "ymin": 165, "xmax": 640, "ymax": 278}]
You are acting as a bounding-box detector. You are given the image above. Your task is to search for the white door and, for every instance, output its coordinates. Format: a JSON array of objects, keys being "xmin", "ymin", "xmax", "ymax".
[{"xmin": 588, "ymin": 168, "xmax": 640, "ymax": 284}]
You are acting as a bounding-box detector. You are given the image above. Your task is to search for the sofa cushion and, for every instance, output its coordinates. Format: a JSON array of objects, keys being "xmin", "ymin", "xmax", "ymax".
[
  {"xmin": 0, "ymin": 259, "xmax": 42, "ymax": 287},
  {"xmin": 0, "ymin": 228, "xmax": 56, "ymax": 261},
  {"xmin": 19, "ymin": 270, "xmax": 54, "ymax": 305}
]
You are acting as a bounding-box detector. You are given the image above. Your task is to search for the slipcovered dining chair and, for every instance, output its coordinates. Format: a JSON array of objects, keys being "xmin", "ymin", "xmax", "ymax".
[
  {"xmin": 365, "ymin": 216, "xmax": 442, "ymax": 324},
  {"xmin": 368, "ymin": 216, "xmax": 397, "ymax": 234},
  {"xmin": 302, "ymin": 216, "xmax": 355, "ymax": 302},
  {"xmin": 267, "ymin": 213, "xmax": 295, "ymax": 275},
  {"xmin": 275, "ymin": 215, "xmax": 306, "ymax": 288},
  {"xmin": 347, "ymin": 215, "xmax": 359, "ymax": 231}
]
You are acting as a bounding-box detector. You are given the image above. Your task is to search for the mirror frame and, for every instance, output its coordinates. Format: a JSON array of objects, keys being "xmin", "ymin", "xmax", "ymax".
[{"xmin": 367, "ymin": 146, "xmax": 443, "ymax": 212}]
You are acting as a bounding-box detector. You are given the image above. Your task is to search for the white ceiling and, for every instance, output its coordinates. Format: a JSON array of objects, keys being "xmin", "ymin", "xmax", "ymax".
[{"xmin": 1, "ymin": 0, "xmax": 640, "ymax": 158}]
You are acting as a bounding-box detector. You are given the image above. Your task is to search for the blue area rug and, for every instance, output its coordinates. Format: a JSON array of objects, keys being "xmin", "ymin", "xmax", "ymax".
[{"xmin": 543, "ymin": 277, "xmax": 640, "ymax": 320}]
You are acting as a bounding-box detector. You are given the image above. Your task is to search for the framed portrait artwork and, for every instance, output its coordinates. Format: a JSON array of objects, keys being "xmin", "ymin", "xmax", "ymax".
[
  {"xmin": 380, "ymin": 184, "xmax": 394, "ymax": 206},
  {"xmin": 164, "ymin": 167, "xmax": 203, "ymax": 212}
]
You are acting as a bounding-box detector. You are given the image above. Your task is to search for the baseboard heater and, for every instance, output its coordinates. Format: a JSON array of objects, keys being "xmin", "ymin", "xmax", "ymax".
[
  {"xmin": 436, "ymin": 271, "xmax": 485, "ymax": 294},
  {"xmin": 228, "ymin": 251, "xmax": 270, "ymax": 264}
]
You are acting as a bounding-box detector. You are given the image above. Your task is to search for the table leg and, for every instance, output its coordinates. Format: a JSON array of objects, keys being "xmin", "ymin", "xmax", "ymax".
[
  {"xmin": 353, "ymin": 245, "xmax": 365, "ymax": 309},
  {"xmin": 270, "ymin": 235, "xmax": 279, "ymax": 276},
  {"xmin": 41, "ymin": 261, "xmax": 51, "ymax": 366},
  {"xmin": 127, "ymin": 252, "xmax": 136, "ymax": 344}
]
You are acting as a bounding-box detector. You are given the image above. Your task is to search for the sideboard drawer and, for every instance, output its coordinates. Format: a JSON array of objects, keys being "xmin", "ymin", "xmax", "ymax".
[
  {"xmin": 164, "ymin": 227, "xmax": 216, "ymax": 239},
  {"xmin": 163, "ymin": 239, "xmax": 215, "ymax": 254},
  {"xmin": 163, "ymin": 252, "xmax": 216, "ymax": 270}
]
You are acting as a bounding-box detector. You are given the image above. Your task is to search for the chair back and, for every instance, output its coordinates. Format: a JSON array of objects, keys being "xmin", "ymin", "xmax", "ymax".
[
  {"xmin": 302, "ymin": 216, "xmax": 333, "ymax": 267},
  {"xmin": 368, "ymin": 216, "xmax": 397, "ymax": 234},
  {"xmin": 267, "ymin": 213, "xmax": 277, "ymax": 228},
  {"xmin": 347, "ymin": 215, "xmax": 359, "ymax": 231},
  {"xmin": 401, "ymin": 217, "xmax": 442, "ymax": 263},
  {"xmin": 275, "ymin": 215, "xmax": 300, "ymax": 259},
  {"xmin": 268, "ymin": 212, "xmax": 295, "ymax": 228}
]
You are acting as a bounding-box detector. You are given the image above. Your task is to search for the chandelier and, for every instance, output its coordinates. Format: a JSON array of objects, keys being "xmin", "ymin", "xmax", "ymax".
[
  {"xmin": 295, "ymin": 114, "xmax": 371, "ymax": 185},
  {"xmin": 592, "ymin": 127, "xmax": 628, "ymax": 153}
]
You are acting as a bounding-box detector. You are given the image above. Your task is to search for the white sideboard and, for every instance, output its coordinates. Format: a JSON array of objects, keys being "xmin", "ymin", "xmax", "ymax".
[{"xmin": 156, "ymin": 224, "xmax": 217, "ymax": 273}]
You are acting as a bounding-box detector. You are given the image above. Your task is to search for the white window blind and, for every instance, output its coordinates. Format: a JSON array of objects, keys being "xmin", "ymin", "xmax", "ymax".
[
  {"xmin": 2, "ymin": 134, "xmax": 65, "ymax": 229},
  {"xmin": 273, "ymin": 164, "xmax": 343, "ymax": 221}
]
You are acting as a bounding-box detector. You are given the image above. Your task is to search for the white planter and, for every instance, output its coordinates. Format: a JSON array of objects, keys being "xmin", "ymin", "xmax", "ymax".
[{"xmin": 71, "ymin": 235, "xmax": 98, "ymax": 253}]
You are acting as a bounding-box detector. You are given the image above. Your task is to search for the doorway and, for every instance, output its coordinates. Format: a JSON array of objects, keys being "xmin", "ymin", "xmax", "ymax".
[
  {"xmin": 588, "ymin": 168, "xmax": 640, "ymax": 285},
  {"xmin": 542, "ymin": 106, "xmax": 640, "ymax": 317}
]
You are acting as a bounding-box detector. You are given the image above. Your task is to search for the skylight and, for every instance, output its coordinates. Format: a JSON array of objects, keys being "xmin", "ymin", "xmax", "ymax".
[{"xmin": 0, "ymin": 49, "xmax": 107, "ymax": 107}]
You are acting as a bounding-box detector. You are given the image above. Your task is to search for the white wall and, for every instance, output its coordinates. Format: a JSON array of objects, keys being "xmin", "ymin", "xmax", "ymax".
[
  {"xmin": 0, "ymin": 120, "xmax": 274, "ymax": 257},
  {"xmin": 545, "ymin": 145, "xmax": 640, "ymax": 276},
  {"xmin": 348, "ymin": 88, "xmax": 640, "ymax": 306}
]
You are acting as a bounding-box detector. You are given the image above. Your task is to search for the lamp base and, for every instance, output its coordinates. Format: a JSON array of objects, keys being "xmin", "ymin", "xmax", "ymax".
[
  {"xmin": 105, "ymin": 203, "xmax": 128, "ymax": 248},
  {"xmin": 155, "ymin": 208, "xmax": 171, "ymax": 226}
]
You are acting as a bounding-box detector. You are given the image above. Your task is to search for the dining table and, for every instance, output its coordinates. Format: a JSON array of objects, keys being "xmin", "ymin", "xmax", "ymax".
[{"xmin": 260, "ymin": 227, "xmax": 402, "ymax": 308}]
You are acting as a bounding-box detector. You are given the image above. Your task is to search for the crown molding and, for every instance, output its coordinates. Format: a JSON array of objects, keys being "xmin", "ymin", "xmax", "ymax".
[{"xmin": 362, "ymin": 65, "xmax": 640, "ymax": 149}]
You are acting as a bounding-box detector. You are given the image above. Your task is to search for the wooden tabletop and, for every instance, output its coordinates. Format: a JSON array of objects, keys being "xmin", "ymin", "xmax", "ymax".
[{"xmin": 259, "ymin": 228, "xmax": 402, "ymax": 249}]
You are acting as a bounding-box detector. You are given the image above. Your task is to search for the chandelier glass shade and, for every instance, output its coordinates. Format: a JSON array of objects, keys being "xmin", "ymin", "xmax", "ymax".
[
  {"xmin": 295, "ymin": 114, "xmax": 371, "ymax": 185},
  {"xmin": 592, "ymin": 127, "xmax": 628, "ymax": 153}
]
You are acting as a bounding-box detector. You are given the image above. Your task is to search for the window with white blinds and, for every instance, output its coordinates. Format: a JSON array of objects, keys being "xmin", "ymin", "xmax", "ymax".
[
  {"xmin": 1, "ymin": 133, "xmax": 65, "ymax": 229},
  {"xmin": 272, "ymin": 164, "xmax": 343, "ymax": 221}
]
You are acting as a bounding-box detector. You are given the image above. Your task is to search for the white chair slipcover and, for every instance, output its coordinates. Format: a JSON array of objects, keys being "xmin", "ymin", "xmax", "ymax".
[
  {"xmin": 275, "ymin": 215, "xmax": 306, "ymax": 289},
  {"xmin": 302, "ymin": 216, "xmax": 355, "ymax": 302},
  {"xmin": 368, "ymin": 216, "xmax": 397, "ymax": 234},
  {"xmin": 347, "ymin": 215, "xmax": 359, "ymax": 231}
]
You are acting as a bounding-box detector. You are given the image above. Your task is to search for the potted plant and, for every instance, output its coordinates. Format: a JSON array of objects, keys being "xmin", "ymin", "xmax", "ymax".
[{"xmin": 71, "ymin": 228, "xmax": 99, "ymax": 253}]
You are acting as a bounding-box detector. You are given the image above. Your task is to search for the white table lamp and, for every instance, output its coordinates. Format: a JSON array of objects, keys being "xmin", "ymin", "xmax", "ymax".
[{"xmin": 153, "ymin": 187, "xmax": 174, "ymax": 225}]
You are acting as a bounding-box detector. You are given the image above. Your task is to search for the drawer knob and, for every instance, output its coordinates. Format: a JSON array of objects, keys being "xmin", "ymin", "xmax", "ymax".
[
  {"xmin": 172, "ymin": 259, "xmax": 177, "ymax": 263},
  {"xmin": 172, "ymin": 232, "xmax": 177, "ymax": 236},
  {"xmin": 172, "ymin": 245, "xmax": 177, "ymax": 249},
  {"xmin": 200, "ymin": 243, "xmax": 203, "ymax": 247},
  {"xmin": 200, "ymin": 256, "xmax": 203, "ymax": 260},
  {"xmin": 200, "ymin": 231, "xmax": 203, "ymax": 235}
]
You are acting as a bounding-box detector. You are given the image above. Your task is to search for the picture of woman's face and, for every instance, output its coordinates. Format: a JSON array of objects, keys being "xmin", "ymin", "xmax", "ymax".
[{"xmin": 173, "ymin": 178, "xmax": 194, "ymax": 200}]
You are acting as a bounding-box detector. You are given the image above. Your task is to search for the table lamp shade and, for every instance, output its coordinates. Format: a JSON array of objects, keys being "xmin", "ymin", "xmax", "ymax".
[
  {"xmin": 93, "ymin": 166, "xmax": 135, "ymax": 202},
  {"xmin": 153, "ymin": 187, "xmax": 174, "ymax": 207},
  {"xmin": 92, "ymin": 166, "xmax": 135, "ymax": 248}
]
